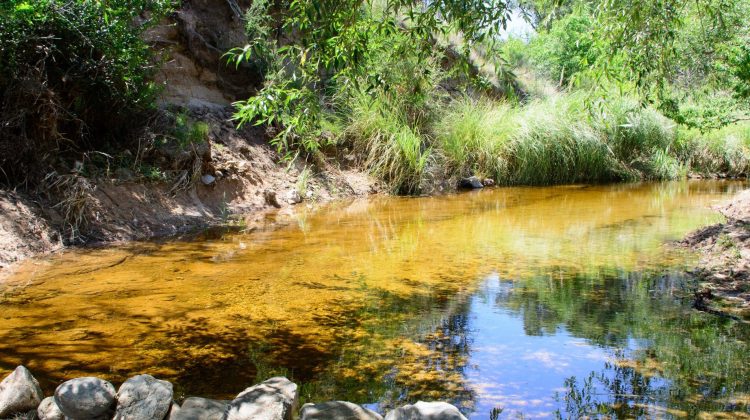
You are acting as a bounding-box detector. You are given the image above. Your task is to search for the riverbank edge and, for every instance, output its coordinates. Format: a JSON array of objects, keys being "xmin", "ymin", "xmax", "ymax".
[
  {"xmin": 0, "ymin": 106, "xmax": 383, "ymax": 276},
  {"xmin": 680, "ymin": 188, "xmax": 750, "ymax": 320}
]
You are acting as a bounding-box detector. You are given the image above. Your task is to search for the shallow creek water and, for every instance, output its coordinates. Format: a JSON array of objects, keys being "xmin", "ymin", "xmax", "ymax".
[{"xmin": 2, "ymin": 181, "xmax": 750, "ymax": 418}]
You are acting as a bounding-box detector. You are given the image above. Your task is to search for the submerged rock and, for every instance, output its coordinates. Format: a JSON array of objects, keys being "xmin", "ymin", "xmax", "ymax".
[
  {"xmin": 0, "ymin": 365, "xmax": 44, "ymax": 418},
  {"xmin": 54, "ymin": 377, "xmax": 116, "ymax": 420},
  {"xmin": 458, "ymin": 176, "xmax": 483, "ymax": 189},
  {"xmin": 300, "ymin": 401, "xmax": 383, "ymax": 420},
  {"xmin": 172, "ymin": 397, "xmax": 228, "ymax": 420},
  {"xmin": 384, "ymin": 401, "xmax": 467, "ymax": 420},
  {"xmin": 223, "ymin": 377, "xmax": 298, "ymax": 420},
  {"xmin": 37, "ymin": 396, "xmax": 64, "ymax": 420},
  {"xmin": 114, "ymin": 374, "xmax": 173, "ymax": 420}
]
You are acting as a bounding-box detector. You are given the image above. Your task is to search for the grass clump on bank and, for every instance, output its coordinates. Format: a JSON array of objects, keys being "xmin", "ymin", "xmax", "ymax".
[
  {"xmin": 675, "ymin": 123, "xmax": 750, "ymax": 177},
  {"xmin": 340, "ymin": 90, "xmax": 728, "ymax": 193},
  {"xmin": 346, "ymin": 94, "xmax": 432, "ymax": 194}
]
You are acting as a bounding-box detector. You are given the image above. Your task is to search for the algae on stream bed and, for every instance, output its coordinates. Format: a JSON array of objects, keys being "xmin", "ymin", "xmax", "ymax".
[{"xmin": 1, "ymin": 181, "xmax": 749, "ymax": 418}]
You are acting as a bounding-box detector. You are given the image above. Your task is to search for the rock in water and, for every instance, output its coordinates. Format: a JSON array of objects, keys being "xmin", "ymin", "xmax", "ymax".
[
  {"xmin": 223, "ymin": 377, "xmax": 298, "ymax": 420},
  {"xmin": 37, "ymin": 396, "xmax": 64, "ymax": 420},
  {"xmin": 384, "ymin": 401, "xmax": 467, "ymax": 420},
  {"xmin": 458, "ymin": 176, "xmax": 483, "ymax": 189},
  {"xmin": 300, "ymin": 401, "xmax": 382, "ymax": 420},
  {"xmin": 54, "ymin": 377, "xmax": 116, "ymax": 419},
  {"xmin": 172, "ymin": 397, "xmax": 228, "ymax": 420},
  {"xmin": 0, "ymin": 365, "xmax": 44, "ymax": 418},
  {"xmin": 114, "ymin": 374, "xmax": 173, "ymax": 420}
]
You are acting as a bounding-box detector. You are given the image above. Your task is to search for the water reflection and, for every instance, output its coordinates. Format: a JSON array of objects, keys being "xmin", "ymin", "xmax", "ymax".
[
  {"xmin": 0, "ymin": 181, "xmax": 748, "ymax": 418},
  {"xmin": 463, "ymin": 270, "xmax": 750, "ymax": 418}
]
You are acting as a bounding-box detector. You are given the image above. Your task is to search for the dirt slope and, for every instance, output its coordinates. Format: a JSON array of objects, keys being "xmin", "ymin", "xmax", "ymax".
[
  {"xmin": 0, "ymin": 109, "xmax": 377, "ymax": 270},
  {"xmin": 0, "ymin": 0, "xmax": 378, "ymax": 271},
  {"xmin": 681, "ymin": 189, "xmax": 750, "ymax": 319}
]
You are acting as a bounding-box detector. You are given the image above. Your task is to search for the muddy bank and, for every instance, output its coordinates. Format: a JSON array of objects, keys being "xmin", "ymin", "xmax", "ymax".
[{"xmin": 681, "ymin": 189, "xmax": 750, "ymax": 319}]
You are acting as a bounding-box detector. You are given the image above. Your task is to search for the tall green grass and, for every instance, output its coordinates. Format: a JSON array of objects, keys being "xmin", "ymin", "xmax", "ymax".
[
  {"xmin": 434, "ymin": 93, "xmax": 686, "ymax": 186},
  {"xmin": 345, "ymin": 92, "xmax": 432, "ymax": 194},
  {"xmin": 675, "ymin": 123, "xmax": 750, "ymax": 176},
  {"xmin": 433, "ymin": 98, "xmax": 515, "ymax": 177},
  {"xmin": 502, "ymin": 94, "xmax": 620, "ymax": 184},
  {"xmin": 342, "ymin": 89, "xmax": 749, "ymax": 193}
]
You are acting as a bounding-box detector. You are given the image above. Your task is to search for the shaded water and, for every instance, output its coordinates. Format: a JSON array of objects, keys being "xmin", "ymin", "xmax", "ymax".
[{"xmin": 2, "ymin": 181, "xmax": 749, "ymax": 418}]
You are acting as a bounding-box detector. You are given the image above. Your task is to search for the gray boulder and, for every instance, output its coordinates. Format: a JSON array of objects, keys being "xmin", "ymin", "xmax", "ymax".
[
  {"xmin": 171, "ymin": 397, "xmax": 228, "ymax": 420},
  {"xmin": 37, "ymin": 396, "xmax": 64, "ymax": 420},
  {"xmin": 458, "ymin": 176, "xmax": 483, "ymax": 189},
  {"xmin": 223, "ymin": 377, "xmax": 298, "ymax": 420},
  {"xmin": 0, "ymin": 365, "xmax": 44, "ymax": 418},
  {"xmin": 300, "ymin": 401, "xmax": 382, "ymax": 420},
  {"xmin": 54, "ymin": 377, "xmax": 116, "ymax": 419},
  {"xmin": 384, "ymin": 401, "xmax": 467, "ymax": 420},
  {"xmin": 165, "ymin": 401, "xmax": 180, "ymax": 419},
  {"xmin": 114, "ymin": 374, "xmax": 173, "ymax": 420}
]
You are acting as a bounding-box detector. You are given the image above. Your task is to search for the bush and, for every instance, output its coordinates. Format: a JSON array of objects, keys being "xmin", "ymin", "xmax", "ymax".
[{"xmin": 0, "ymin": 0, "xmax": 173, "ymax": 185}]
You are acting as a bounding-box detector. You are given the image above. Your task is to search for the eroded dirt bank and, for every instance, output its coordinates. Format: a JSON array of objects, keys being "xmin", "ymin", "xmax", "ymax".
[
  {"xmin": 0, "ymin": 109, "xmax": 377, "ymax": 271},
  {"xmin": 681, "ymin": 189, "xmax": 750, "ymax": 319}
]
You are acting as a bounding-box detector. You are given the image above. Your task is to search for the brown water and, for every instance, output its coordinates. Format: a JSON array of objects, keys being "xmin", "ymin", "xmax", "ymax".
[{"xmin": 2, "ymin": 181, "xmax": 749, "ymax": 418}]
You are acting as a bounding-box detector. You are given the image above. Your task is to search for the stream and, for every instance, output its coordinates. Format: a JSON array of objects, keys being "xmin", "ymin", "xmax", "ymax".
[{"xmin": 1, "ymin": 181, "xmax": 749, "ymax": 418}]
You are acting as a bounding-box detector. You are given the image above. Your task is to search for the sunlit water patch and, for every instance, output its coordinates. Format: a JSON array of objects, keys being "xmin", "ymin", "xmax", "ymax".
[{"xmin": 1, "ymin": 181, "xmax": 749, "ymax": 418}]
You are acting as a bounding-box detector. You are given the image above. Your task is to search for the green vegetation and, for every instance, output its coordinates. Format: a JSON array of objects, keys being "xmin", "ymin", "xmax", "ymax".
[
  {"xmin": 0, "ymin": 0, "xmax": 173, "ymax": 186},
  {"xmin": 225, "ymin": 0, "xmax": 750, "ymax": 193},
  {"xmin": 1, "ymin": 0, "xmax": 749, "ymax": 194}
]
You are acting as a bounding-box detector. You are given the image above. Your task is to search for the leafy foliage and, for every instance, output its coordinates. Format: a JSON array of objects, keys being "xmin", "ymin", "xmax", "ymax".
[
  {"xmin": 0, "ymin": 0, "xmax": 173, "ymax": 185},
  {"xmin": 228, "ymin": 0, "xmax": 515, "ymax": 156}
]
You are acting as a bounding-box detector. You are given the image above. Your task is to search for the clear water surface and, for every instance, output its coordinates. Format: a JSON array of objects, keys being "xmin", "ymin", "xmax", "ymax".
[{"xmin": 1, "ymin": 181, "xmax": 749, "ymax": 418}]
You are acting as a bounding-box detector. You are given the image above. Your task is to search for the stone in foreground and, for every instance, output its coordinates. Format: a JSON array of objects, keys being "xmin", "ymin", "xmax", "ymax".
[
  {"xmin": 384, "ymin": 401, "xmax": 467, "ymax": 420},
  {"xmin": 37, "ymin": 396, "xmax": 64, "ymax": 420},
  {"xmin": 54, "ymin": 376, "xmax": 116, "ymax": 419},
  {"xmin": 0, "ymin": 365, "xmax": 44, "ymax": 418},
  {"xmin": 223, "ymin": 377, "xmax": 298, "ymax": 420},
  {"xmin": 300, "ymin": 401, "xmax": 383, "ymax": 420},
  {"xmin": 458, "ymin": 176, "xmax": 483, "ymax": 189},
  {"xmin": 114, "ymin": 374, "xmax": 173, "ymax": 420},
  {"xmin": 172, "ymin": 397, "xmax": 228, "ymax": 420}
]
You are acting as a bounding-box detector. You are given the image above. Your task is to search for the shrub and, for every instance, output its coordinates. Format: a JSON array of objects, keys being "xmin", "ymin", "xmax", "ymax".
[{"xmin": 0, "ymin": 0, "xmax": 173, "ymax": 185}]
